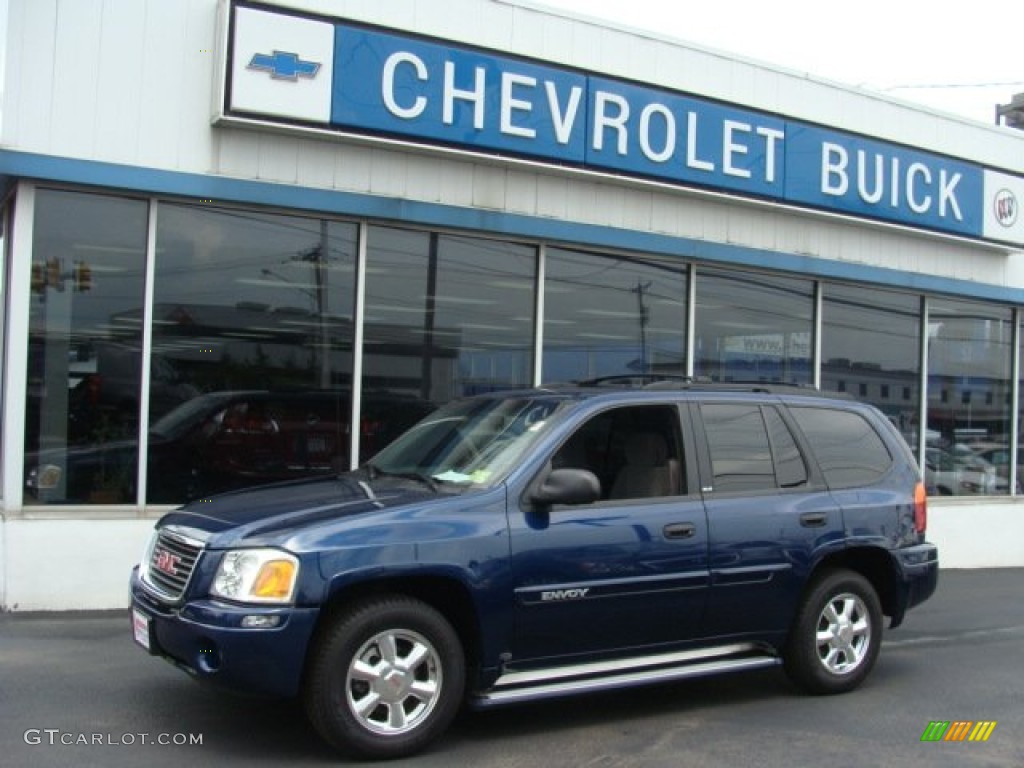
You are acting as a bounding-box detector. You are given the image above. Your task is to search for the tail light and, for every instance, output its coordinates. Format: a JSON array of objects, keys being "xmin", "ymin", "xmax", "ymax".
[{"xmin": 913, "ymin": 481, "xmax": 928, "ymax": 534}]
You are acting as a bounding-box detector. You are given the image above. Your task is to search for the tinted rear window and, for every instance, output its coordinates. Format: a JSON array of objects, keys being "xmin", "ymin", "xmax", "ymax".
[
  {"xmin": 790, "ymin": 406, "xmax": 892, "ymax": 487},
  {"xmin": 701, "ymin": 404, "xmax": 810, "ymax": 493}
]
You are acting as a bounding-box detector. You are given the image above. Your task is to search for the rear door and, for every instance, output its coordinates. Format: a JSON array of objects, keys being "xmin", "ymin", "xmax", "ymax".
[{"xmin": 693, "ymin": 400, "xmax": 844, "ymax": 638}]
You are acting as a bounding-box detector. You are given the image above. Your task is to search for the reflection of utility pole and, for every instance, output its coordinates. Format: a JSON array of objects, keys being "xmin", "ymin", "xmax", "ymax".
[
  {"xmin": 632, "ymin": 280, "xmax": 651, "ymax": 373},
  {"xmin": 295, "ymin": 223, "xmax": 331, "ymax": 388},
  {"xmin": 421, "ymin": 234, "xmax": 439, "ymax": 401}
]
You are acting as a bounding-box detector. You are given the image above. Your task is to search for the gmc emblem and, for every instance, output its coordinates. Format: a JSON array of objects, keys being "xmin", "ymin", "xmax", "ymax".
[{"xmin": 154, "ymin": 549, "xmax": 181, "ymax": 577}]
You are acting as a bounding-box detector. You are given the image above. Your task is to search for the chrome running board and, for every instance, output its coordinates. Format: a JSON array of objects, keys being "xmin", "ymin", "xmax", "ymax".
[{"xmin": 472, "ymin": 644, "xmax": 780, "ymax": 708}]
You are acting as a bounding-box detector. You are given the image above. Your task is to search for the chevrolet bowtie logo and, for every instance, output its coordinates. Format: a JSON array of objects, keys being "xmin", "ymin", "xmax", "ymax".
[{"xmin": 248, "ymin": 50, "xmax": 321, "ymax": 81}]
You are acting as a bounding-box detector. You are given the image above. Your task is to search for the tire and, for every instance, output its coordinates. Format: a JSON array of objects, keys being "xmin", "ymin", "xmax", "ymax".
[
  {"xmin": 784, "ymin": 569, "xmax": 882, "ymax": 695},
  {"xmin": 303, "ymin": 596, "xmax": 465, "ymax": 760}
]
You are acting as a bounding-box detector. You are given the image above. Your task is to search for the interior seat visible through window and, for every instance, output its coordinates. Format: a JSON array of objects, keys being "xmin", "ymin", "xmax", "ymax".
[{"xmin": 610, "ymin": 431, "xmax": 679, "ymax": 499}]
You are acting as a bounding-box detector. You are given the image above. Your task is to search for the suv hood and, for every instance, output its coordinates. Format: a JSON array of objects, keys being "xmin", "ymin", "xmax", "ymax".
[{"xmin": 157, "ymin": 473, "xmax": 446, "ymax": 543}]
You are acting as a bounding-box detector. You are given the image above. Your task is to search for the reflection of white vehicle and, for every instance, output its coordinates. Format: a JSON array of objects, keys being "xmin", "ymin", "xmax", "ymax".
[{"xmin": 924, "ymin": 448, "xmax": 1006, "ymax": 495}]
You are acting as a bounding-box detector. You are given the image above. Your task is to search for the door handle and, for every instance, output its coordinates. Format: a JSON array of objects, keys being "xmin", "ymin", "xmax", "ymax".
[
  {"xmin": 799, "ymin": 512, "xmax": 828, "ymax": 528},
  {"xmin": 663, "ymin": 522, "xmax": 696, "ymax": 539}
]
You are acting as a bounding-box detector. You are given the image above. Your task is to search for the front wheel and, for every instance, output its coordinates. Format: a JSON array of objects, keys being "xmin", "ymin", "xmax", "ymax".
[
  {"xmin": 303, "ymin": 596, "xmax": 465, "ymax": 759},
  {"xmin": 784, "ymin": 569, "xmax": 882, "ymax": 694}
]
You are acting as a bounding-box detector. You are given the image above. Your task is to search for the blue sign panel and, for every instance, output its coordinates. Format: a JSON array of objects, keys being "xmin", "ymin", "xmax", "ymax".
[
  {"xmin": 785, "ymin": 123, "xmax": 984, "ymax": 237},
  {"xmin": 585, "ymin": 78, "xmax": 786, "ymax": 198},
  {"xmin": 333, "ymin": 27, "xmax": 588, "ymax": 163},
  {"xmin": 229, "ymin": 3, "xmax": 1018, "ymax": 244}
]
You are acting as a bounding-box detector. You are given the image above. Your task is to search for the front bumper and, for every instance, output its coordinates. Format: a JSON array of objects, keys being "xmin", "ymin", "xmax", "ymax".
[
  {"xmin": 889, "ymin": 542, "xmax": 939, "ymax": 628},
  {"xmin": 130, "ymin": 566, "xmax": 319, "ymax": 698}
]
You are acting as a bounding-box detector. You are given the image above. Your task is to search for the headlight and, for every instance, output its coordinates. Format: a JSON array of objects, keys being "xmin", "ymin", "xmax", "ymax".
[{"xmin": 211, "ymin": 549, "xmax": 300, "ymax": 604}]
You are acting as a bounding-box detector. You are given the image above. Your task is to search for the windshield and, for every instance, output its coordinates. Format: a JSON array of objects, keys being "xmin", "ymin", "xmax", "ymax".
[{"xmin": 367, "ymin": 396, "xmax": 571, "ymax": 488}]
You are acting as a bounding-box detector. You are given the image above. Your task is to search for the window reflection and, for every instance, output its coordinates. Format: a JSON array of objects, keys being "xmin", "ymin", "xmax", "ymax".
[
  {"xmin": 821, "ymin": 284, "xmax": 920, "ymax": 448},
  {"xmin": 926, "ymin": 299, "xmax": 1012, "ymax": 496},
  {"xmin": 146, "ymin": 205, "xmax": 360, "ymax": 502},
  {"xmin": 543, "ymin": 248, "xmax": 687, "ymax": 382},
  {"xmin": 23, "ymin": 190, "xmax": 149, "ymax": 504},
  {"xmin": 16, "ymin": 189, "xmax": 1024, "ymax": 505},
  {"xmin": 694, "ymin": 267, "xmax": 812, "ymax": 384},
  {"xmin": 361, "ymin": 227, "xmax": 536, "ymax": 462}
]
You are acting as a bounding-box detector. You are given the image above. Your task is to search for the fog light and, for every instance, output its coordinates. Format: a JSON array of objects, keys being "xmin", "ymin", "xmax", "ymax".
[
  {"xmin": 196, "ymin": 640, "xmax": 221, "ymax": 673},
  {"xmin": 241, "ymin": 614, "xmax": 282, "ymax": 629}
]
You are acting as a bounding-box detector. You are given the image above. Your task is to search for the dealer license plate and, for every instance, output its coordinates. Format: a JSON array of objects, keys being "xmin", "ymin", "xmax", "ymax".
[{"xmin": 132, "ymin": 608, "xmax": 152, "ymax": 651}]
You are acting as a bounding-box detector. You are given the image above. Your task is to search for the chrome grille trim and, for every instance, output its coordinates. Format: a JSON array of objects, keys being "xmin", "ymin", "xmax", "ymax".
[{"xmin": 142, "ymin": 528, "xmax": 205, "ymax": 602}]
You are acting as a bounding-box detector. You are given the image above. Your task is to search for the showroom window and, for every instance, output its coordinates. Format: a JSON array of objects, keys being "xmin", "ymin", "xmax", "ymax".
[
  {"xmin": 23, "ymin": 189, "xmax": 149, "ymax": 504},
  {"xmin": 147, "ymin": 204, "xmax": 358, "ymax": 503},
  {"xmin": 361, "ymin": 227, "xmax": 536, "ymax": 461},
  {"xmin": 926, "ymin": 298, "xmax": 1013, "ymax": 496},
  {"xmin": 694, "ymin": 267, "xmax": 812, "ymax": 384},
  {"xmin": 821, "ymin": 284, "xmax": 921, "ymax": 448},
  {"xmin": 542, "ymin": 248, "xmax": 687, "ymax": 382}
]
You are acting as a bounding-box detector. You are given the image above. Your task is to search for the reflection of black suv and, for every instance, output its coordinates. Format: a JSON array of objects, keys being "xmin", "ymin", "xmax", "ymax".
[{"xmin": 131, "ymin": 382, "xmax": 938, "ymax": 759}]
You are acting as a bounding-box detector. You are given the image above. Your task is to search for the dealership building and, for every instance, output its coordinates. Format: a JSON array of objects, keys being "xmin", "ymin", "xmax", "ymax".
[{"xmin": 2, "ymin": 0, "xmax": 1024, "ymax": 610}]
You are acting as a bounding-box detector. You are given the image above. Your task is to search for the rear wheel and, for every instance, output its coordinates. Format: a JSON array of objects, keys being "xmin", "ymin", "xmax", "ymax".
[
  {"xmin": 304, "ymin": 596, "xmax": 465, "ymax": 759},
  {"xmin": 784, "ymin": 569, "xmax": 882, "ymax": 694}
]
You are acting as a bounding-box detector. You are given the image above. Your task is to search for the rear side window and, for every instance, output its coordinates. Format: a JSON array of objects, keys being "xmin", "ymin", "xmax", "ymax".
[
  {"xmin": 701, "ymin": 404, "xmax": 807, "ymax": 493},
  {"xmin": 790, "ymin": 406, "xmax": 892, "ymax": 487}
]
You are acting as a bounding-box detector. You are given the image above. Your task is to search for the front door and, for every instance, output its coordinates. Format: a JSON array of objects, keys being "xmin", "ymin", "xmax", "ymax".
[{"xmin": 509, "ymin": 404, "xmax": 710, "ymax": 663}]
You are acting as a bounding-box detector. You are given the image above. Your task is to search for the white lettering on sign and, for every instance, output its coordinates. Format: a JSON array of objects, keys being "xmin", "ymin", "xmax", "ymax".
[
  {"xmin": 593, "ymin": 91, "xmax": 630, "ymax": 154},
  {"xmin": 686, "ymin": 112, "xmax": 715, "ymax": 172},
  {"xmin": 443, "ymin": 61, "xmax": 486, "ymax": 129},
  {"xmin": 381, "ymin": 52, "xmax": 428, "ymax": 119},
  {"xmin": 759, "ymin": 126, "xmax": 784, "ymax": 183},
  {"xmin": 546, "ymin": 81, "xmax": 583, "ymax": 144},
  {"xmin": 501, "ymin": 72, "xmax": 537, "ymax": 138},
  {"xmin": 639, "ymin": 103, "xmax": 675, "ymax": 162},
  {"xmin": 821, "ymin": 143, "xmax": 963, "ymax": 221},
  {"xmin": 382, "ymin": 51, "xmax": 586, "ymax": 143},
  {"xmin": 723, "ymin": 120, "xmax": 751, "ymax": 178}
]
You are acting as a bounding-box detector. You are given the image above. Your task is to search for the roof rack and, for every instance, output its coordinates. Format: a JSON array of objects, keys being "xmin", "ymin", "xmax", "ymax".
[
  {"xmin": 562, "ymin": 375, "xmax": 852, "ymax": 399},
  {"xmin": 572, "ymin": 374, "xmax": 698, "ymax": 388},
  {"xmin": 644, "ymin": 380, "xmax": 837, "ymax": 396}
]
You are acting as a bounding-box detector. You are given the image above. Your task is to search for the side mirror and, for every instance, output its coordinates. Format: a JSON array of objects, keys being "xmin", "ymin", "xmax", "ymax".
[{"xmin": 530, "ymin": 468, "xmax": 601, "ymax": 507}]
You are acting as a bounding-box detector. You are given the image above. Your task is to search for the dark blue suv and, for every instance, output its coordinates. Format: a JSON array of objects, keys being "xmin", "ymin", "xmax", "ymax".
[{"xmin": 130, "ymin": 382, "xmax": 938, "ymax": 759}]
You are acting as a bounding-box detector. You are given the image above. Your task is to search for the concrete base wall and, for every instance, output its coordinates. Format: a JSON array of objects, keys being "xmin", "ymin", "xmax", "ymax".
[{"xmin": 0, "ymin": 518, "xmax": 154, "ymax": 611}]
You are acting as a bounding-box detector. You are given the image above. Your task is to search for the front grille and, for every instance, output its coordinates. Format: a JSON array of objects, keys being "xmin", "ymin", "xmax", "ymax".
[{"xmin": 144, "ymin": 529, "xmax": 204, "ymax": 601}]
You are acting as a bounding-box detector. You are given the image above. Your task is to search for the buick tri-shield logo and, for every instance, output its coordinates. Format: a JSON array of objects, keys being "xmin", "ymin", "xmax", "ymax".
[{"xmin": 994, "ymin": 189, "xmax": 1018, "ymax": 228}]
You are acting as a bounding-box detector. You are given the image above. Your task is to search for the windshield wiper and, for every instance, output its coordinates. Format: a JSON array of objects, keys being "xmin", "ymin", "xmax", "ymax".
[{"xmin": 365, "ymin": 463, "xmax": 439, "ymax": 492}]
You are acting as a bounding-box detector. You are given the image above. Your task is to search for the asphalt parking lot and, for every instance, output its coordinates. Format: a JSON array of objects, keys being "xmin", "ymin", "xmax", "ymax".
[{"xmin": 2, "ymin": 568, "xmax": 1022, "ymax": 768}]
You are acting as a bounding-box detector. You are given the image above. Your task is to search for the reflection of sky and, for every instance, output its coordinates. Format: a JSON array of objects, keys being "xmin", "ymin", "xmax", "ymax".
[
  {"xmin": 155, "ymin": 205, "xmax": 358, "ymax": 319},
  {"xmin": 363, "ymin": 227, "xmax": 535, "ymax": 352}
]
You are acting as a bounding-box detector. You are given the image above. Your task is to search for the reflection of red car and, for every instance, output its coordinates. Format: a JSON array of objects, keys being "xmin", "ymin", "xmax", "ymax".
[
  {"xmin": 199, "ymin": 395, "xmax": 346, "ymax": 487},
  {"xmin": 26, "ymin": 390, "xmax": 433, "ymax": 505}
]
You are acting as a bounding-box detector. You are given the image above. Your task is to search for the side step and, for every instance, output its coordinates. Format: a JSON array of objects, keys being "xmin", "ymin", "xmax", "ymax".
[{"xmin": 472, "ymin": 643, "xmax": 780, "ymax": 708}]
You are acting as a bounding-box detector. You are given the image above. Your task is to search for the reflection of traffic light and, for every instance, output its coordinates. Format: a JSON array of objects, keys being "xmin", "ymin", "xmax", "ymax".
[
  {"xmin": 75, "ymin": 261, "xmax": 92, "ymax": 292},
  {"xmin": 31, "ymin": 262, "xmax": 46, "ymax": 294},
  {"xmin": 46, "ymin": 258, "xmax": 63, "ymax": 292}
]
